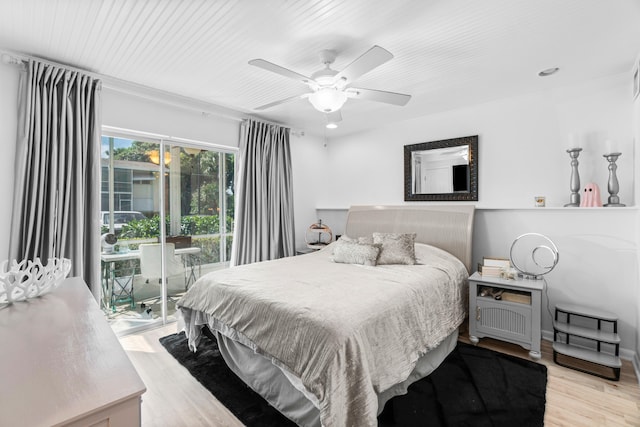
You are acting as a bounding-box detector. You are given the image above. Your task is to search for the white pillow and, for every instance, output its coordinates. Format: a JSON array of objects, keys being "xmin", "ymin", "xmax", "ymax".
[
  {"xmin": 373, "ymin": 232, "xmax": 417, "ymax": 265},
  {"xmin": 331, "ymin": 240, "xmax": 380, "ymax": 266}
]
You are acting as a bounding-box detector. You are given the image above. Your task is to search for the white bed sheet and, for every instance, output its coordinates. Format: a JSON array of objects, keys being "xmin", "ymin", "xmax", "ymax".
[{"xmin": 178, "ymin": 242, "xmax": 468, "ymax": 426}]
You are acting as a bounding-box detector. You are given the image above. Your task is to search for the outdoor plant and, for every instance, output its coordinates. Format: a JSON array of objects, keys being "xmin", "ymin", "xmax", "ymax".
[
  {"xmin": 115, "ymin": 214, "xmax": 233, "ymax": 265},
  {"xmin": 180, "ymin": 215, "xmax": 219, "ymax": 235}
]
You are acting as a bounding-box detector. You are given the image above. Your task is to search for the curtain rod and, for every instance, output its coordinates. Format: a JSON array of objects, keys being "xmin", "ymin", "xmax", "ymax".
[
  {"xmin": 242, "ymin": 117, "xmax": 289, "ymax": 129},
  {"xmin": 1, "ymin": 53, "xmax": 23, "ymax": 66},
  {"xmin": 1, "ymin": 50, "xmax": 95, "ymax": 76},
  {"xmin": 242, "ymin": 118, "xmax": 306, "ymax": 137}
]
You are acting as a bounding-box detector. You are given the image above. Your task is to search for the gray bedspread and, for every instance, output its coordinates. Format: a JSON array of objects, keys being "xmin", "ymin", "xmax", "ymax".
[{"xmin": 178, "ymin": 243, "xmax": 468, "ymax": 427}]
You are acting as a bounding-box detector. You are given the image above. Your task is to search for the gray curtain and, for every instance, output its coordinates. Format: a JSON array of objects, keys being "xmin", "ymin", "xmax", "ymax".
[
  {"xmin": 9, "ymin": 60, "xmax": 102, "ymax": 301},
  {"xmin": 231, "ymin": 119, "xmax": 295, "ymax": 266}
]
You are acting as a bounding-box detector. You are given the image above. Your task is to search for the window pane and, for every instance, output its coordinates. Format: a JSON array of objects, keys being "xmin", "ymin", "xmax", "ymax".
[{"xmin": 100, "ymin": 136, "xmax": 234, "ymax": 333}]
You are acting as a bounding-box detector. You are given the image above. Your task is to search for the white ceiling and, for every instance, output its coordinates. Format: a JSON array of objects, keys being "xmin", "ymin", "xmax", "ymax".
[{"xmin": 1, "ymin": 0, "xmax": 639, "ymax": 137}]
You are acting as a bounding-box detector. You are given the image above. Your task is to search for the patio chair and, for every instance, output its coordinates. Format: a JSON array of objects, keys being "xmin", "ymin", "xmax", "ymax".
[{"xmin": 138, "ymin": 243, "xmax": 186, "ymax": 304}]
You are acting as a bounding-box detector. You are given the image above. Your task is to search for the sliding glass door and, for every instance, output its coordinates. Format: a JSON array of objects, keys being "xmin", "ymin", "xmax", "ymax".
[{"xmin": 100, "ymin": 134, "xmax": 234, "ymax": 334}]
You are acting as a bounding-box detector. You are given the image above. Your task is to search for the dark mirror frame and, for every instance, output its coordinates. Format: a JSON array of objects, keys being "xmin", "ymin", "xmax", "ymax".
[{"xmin": 404, "ymin": 135, "xmax": 478, "ymax": 201}]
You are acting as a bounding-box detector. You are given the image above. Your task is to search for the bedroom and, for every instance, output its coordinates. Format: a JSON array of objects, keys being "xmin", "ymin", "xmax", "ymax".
[{"xmin": 0, "ymin": 1, "xmax": 639, "ymax": 426}]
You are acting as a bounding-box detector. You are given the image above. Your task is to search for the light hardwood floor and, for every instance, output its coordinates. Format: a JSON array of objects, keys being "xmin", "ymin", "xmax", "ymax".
[{"xmin": 120, "ymin": 322, "xmax": 640, "ymax": 427}]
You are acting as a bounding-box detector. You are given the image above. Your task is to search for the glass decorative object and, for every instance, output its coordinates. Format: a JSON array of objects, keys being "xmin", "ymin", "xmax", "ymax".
[{"xmin": 0, "ymin": 258, "xmax": 72, "ymax": 307}]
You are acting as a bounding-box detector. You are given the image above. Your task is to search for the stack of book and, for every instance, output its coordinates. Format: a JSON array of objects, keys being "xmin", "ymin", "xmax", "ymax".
[{"xmin": 479, "ymin": 257, "xmax": 511, "ymax": 278}]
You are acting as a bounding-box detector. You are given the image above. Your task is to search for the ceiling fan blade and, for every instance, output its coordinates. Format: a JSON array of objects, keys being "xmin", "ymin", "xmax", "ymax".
[
  {"xmin": 326, "ymin": 110, "xmax": 342, "ymax": 123},
  {"xmin": 254, "ymin": 93, "xmax": 310, "ymax": 110},
  {"xmin": 334, "ymin": 45, "xmax": 394, "ymax": 85},
  {"xmin": 345, "ymin": 87, "xmax": 411, "ymax": 106},
  {"xmin": 249, "ymin": 59, "xmax": 312, "ymax": 85}
]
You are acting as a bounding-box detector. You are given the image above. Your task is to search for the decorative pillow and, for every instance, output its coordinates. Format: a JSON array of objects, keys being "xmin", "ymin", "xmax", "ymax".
[
  {"xmin": 373, "ymin": 232, "xmax": 417, "ymax": 265},
  {"xmin": 331, "ymin": 240, "xmax": 380, "ymax": 266}
]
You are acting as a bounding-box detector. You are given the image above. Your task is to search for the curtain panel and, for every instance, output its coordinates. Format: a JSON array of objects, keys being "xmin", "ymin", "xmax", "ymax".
[
  {"xmin": 231, "ymin": 119, "xmax": 295, "ymax": 266},
  {"xmin": 9, "ymin": 60, "xmax": 102, "ymax": 301}
]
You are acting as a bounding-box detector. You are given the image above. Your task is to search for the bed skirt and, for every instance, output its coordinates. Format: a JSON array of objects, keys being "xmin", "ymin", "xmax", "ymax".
[{"xmin": 193, "ymin": 317, "xmax": 459, "ymax": 427}]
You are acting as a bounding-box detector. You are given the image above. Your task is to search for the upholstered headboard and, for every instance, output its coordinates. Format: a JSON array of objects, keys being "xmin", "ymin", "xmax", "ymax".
[{"xmin": 344, "ymin": 205, "xmax": 475, "ymax": 273}]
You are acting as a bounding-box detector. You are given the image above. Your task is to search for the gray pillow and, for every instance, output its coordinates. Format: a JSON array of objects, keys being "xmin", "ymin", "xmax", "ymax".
[
  {"xmin": 331, "ymin": 240, "xmax": 380, "ymax": 266},
  {"xmin": 373, "ymin": 232, "xmax": 417, "ymax": 265}
]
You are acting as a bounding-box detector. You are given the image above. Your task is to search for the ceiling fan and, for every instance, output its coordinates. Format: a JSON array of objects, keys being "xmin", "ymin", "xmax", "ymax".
[{"xmin": 249, "ymin": 45, "xmax": 411, "ymax": 126}]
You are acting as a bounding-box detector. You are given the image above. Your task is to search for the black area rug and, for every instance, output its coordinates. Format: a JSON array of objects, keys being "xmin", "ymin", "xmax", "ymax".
[{"xmin": 159, "ymin": 332, "xmax": 547, "ymax": 427}]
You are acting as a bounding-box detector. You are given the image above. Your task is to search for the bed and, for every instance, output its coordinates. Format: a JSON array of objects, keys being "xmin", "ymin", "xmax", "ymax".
[{"xmin": 178, "ymin": 205, "xmax": 475, "ymax": 427}]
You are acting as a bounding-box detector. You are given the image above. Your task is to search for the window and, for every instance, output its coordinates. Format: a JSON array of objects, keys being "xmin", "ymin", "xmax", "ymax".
[{"xmin": 99, "ymin": 134, "xmax": 235, "ymax": 330}]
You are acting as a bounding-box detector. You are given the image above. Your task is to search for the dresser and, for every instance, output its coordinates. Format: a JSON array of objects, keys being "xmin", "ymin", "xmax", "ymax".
[{"xmin": 0, "ymin": 277, "xmax": 146, "ymax": 427}]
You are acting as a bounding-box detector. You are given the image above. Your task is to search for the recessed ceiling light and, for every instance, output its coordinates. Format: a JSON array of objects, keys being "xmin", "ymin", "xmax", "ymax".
[
  {"xmin": 326, "ymin": 122, "xmax": 338, "ymax": 129},
  {"xmin": 538, "ymin": 67, "xmax": 559, "ymax": 77}
]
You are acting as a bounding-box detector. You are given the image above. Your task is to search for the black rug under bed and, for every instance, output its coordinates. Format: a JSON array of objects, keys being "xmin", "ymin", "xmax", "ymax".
[{"xmin": 159, "ymin": 332, "xmax": 547, "ymax": 427}]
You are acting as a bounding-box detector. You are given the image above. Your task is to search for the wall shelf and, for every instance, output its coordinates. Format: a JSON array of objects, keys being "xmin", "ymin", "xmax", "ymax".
[
  {"xmin": 475, "ymin": 206, "xmax": 637, "ymax": 211},
  {"xmin": 316, "ymin": 206, "xmax": 638, "ymax": 211}
]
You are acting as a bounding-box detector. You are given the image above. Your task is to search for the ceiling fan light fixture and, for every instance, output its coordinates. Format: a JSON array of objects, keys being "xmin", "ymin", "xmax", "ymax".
[
  {"xmin": 326, "ymin": 122, "xmax": 338, "ymax": 129},
  {"xmin": 309, "ymin": 87, "xmax": 347, "ymax": 113},
  {"xmin": 249, "ymin": 45, "xmax": 411, "ymax": 121},
  {"xmin": 148, "ymin": 150, "xmax": 171, "ymax": 165},
  {"xmin": 313, "ymin": 73, "xmax": 337, "ymax": 87}
]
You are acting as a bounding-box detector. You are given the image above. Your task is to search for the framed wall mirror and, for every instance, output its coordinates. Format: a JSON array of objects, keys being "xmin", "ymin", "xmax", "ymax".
[{"xmin": 404, "ymin": 135, "xmax": 478, "ymax": 201}]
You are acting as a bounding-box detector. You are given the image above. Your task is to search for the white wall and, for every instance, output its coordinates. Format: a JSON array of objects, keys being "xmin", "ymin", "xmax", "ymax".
[
  {"xmin": 289, "ymin": 133, "xmax": 332, "ymax": 249},
  {"xmin": 474, "ymin": 208, "xmax": 637, "ymax": 352},
  {"xmin": 293, "ymin": 72, "xmax": 639, "ymax": 357},
  {"xmin": 0, "ymin": 63, "xmax": 19, "ymax": 261},
  {"xmin": 101, "ymin": 88, "xmax": 241, "ymax": 147},
  {"xmin": 317, "ymin": 73, "xmax": 633, "ymax": 209}
]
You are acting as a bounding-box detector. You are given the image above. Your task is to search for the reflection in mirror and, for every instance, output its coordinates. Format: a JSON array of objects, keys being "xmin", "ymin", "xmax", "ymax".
[
  {"xmin": 404, "ymin": 135, "xmax": 478, "ymax": 201},
  {"xmin": 412, "ymin": 146, "xmax": 469, "ymax": 194}
]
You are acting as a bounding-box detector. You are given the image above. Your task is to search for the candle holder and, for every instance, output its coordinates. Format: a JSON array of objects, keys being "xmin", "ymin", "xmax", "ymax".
[
  {"xmin": 564, "ymin": 148, "xmax": 582, "ymax": 207},
  {"xmin": 603, "ymin": 153, "xmax": 625, "ymax": 207}
]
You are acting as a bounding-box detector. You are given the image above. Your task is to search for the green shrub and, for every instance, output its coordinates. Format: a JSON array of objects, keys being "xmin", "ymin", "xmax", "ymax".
[
  {"xmin": 119, "ymin": 214, "xmax": 231, "ymax": 239},
  {"xmin": 119, "ymin": 215, "xmax": 164, "ymax": 238},
  {"xmin": 180, "ymin": 215, "xmax": 219, "ymax": 235},
  {"xmin": 106, "ymin": 214, "xmax": 232, "ymax": 265}
]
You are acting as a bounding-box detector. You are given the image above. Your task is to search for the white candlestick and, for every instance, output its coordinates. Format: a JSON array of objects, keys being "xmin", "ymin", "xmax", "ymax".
[
  {"xmin": 605, "ymin": 139, "xmax": 615, "ymax": 154},
  {"xmin": 567, "ymin": 133, "xmax": 578, "ymax": 150}
]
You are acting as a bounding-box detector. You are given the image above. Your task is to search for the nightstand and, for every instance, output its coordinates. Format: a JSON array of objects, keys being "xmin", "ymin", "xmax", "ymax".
[
  {"xmin": 468, "ymin": 272, "xmax": 543, "ymax": 359},
  {"xmin": 296, "ymin": 247, "xmax": 317, "ymax": 255}
]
